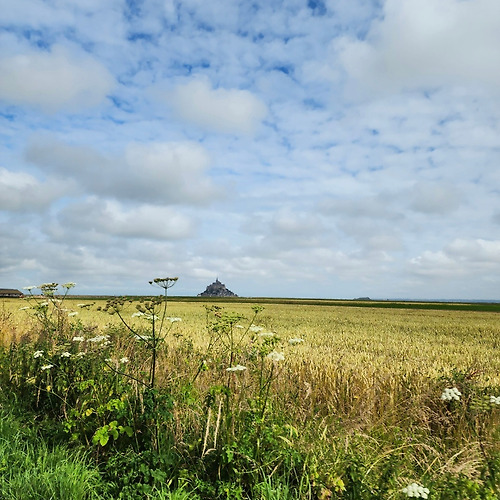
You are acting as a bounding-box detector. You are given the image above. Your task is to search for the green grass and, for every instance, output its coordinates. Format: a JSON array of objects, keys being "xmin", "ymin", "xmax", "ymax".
[{"xmin": 0, "ymin": 408, "xmax": 103, "ymax": 500}]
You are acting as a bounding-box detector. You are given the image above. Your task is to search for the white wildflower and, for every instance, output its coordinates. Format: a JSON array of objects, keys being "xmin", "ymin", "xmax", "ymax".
[
  {"xmin": 104, "ymin": 358, "xmax": 112, "ymax": 362},
  {"xmin": 120, "ymin": 357, "xmax": 130, "ymax": 364},
  {"xmin": 60, "ymin": 352, "xmax": 71, "ymax": 358},
  {"xmin": 402, "ymin": 483, "xmax": 429, "ymax": 499},
  {"xmin": 441, "ymin": 387, "xmax": 462, "ymax": 401},
  {"xmin": 61, "ymin": 282, "xmax": 76, "ymax": 289},
  {"xmin": 68, "ymin": 311, "xmax": 78, "ymax": 317},
  {"xmin": 226, "ymin": 365, "xmax": 247, "ymax": 372},
  {"xmin": 23, "ymin": 286, "xmax": 37, "ymax": 291},
  {"xmin": 167, "ymin": 317, "xmax": 182, "ymax": 322},
  {"xmin": 19, "ymin": 306, "xmax": 30, "ymax": 311},
  {"xmin": 489, "ymin": 395, "xmax": 500, "ymax": 406},
  {"xmin": 41, "ymin": 364, "xmax": 54, "ymax": 371},
  {"xmin": 258, "ymin": 332, "xmax": 275, "ymax": 338},
  {"xmin": 87, "ymin": 335, "xmax": 110, "ymax": 343},
  {"xmin": 39, "ymin": 302, "xmax": 49, "ymax": 307},
  {"xmin": 144, "ymin": 314, "xmax": 159, "ymax": 321},
  {"xmin": 33, "ymin": 350, "xmax": 44, "ymax": 358},
  {"xmin": 134, "ymin": 334, "xmax": 151, "ymax": 341},
  {"xmin": 288, "ymin": 338, "xmax": 304, "ymax": 345},
  {"xmin": 235, "ymin": 325, "xmax": 244, "ymax": 329},
  {"xmin": 72, "ymin": 336, "xmax": 85, "ymax": 342},
  {"xmin": 77, "ymin": 303, "xmax": 88, "ymax": 308},
  {"xmin": 267, "ymin": 351, "xmax": 285, "ymax": 362},
  {"xmin": 76, "ymin": 352, "xmax": 86, "ymax": 358},
  {"xmin": 131, "ymin": 312, "xmax": 144, "ymax": 317},
  {"xmin": 249, "ymin": 325, "xmax": 264, "ymax": 333}
]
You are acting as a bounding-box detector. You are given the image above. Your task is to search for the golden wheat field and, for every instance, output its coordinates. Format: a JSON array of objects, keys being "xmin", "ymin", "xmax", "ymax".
[{"xmin": 2, "ymin": 296, "xmax": 499, "ymax": 387}]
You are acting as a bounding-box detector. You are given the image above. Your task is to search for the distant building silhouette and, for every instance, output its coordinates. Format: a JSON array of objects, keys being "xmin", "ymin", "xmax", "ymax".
[{"xmin": 198, "ymin": 279, "xmax": 238, "ymax": 297}]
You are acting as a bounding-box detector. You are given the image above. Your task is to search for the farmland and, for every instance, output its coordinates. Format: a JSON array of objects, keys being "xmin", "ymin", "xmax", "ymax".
[{"xmin": 0, "ymin": 291, "xmax": 499, "ymax": 499}]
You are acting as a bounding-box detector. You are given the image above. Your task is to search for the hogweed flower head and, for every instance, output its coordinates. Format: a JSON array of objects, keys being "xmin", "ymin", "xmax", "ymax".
[
  {"xmin": 61, "ymin": 282, "xmax": 76, "ymax": 289},
  {"xmin": 23, "ymin": 286, "xmax": 37, "ymax": 291},
  {"xmin": 249, "ymin": 325, "xmax": 264, "ymax": 333},
  {"xmin": 120, "ymin": 357, "xmax": 130, "ymax": 364},
  {"xmin": 68, "ymin": 311, "xmax": 78, "ymax": 317},
  {"xmin": 41, "ymin": 364, "xmax": 54, "ymax": 371},
  {"xmin": 226, "ymin": 364, "xmax": 247, "ymax": 372},
  {"xmin": 149, "ymin": 277, "xmax": 178, "ymax": 290},
  {"xmin": 441, "ymin": 387, "xmax": 462, "ymax": 401},
  {"xmin": 288, "ymin": 338, "xmax": 304, "ymax": 345},
  {"xmin": 267, "ymin": 351, "xmax": 285, "ymax": 362},
  {"xmin": 402, "ymin": 483, "xmax": 429, "ymax": 498},
  {"xmin": 60, "ymin": 352, "xmax": 71, "ymax": 358},
  {"xmin": 39, "ymin": 283, "xmax": 58, "ymax": 296},
  {"xmin": 72, "ymin": 336, "xmax": 85, "ymax": 342},
  {"xmin": 166, "ymin": 317, "xmax": 182, "ymax": 322},
  {"xmin": 33, "ymin": 350, "xmax": 44, "ymax": 358},
  {"xmin": 258, "ymin": 332, "xmax": 275, "ymax": 338}
]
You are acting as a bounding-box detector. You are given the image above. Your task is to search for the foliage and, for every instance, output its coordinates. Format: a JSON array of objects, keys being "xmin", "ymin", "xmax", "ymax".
[{"xmin": 0, "ymin": 283, "xmax": 499, "ymax": 498}]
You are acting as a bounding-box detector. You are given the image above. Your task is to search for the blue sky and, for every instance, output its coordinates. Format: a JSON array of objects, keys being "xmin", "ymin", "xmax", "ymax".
[{"xmin": 1, "ymin": 0, "xmax": 499, "ymax": 300}]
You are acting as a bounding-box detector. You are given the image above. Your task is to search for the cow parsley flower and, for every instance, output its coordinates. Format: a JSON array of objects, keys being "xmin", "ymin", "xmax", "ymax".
[
  {"xmin": 226, "ymin": 365, "xmax": 247, "ymax": 372},
  {"xmin": 288, "ymin": 338, "xmax": 304, "ymax": 345},
  {"xmin": 249, "ymin": 325, "xmax": 264, "ymax": 333},
  {"xmin": 166, "ymin": 317, "xmax": 182, "ymax": 322},
  {"xmin": 489, "ymin": 395, "xmax": 500, "ymax": 406},
  {"xmin": 68, "ymin": 311, "xmax": 78, "ymax": 317},
  {"xmin": 258, "ymin": 332, "xmax": 275, "ymax": 338},
  {"xmin": 33, "ymin": 350, "xmax": 44, "ymax": 358},
  {"xmin": 402, "ymin": 483, "xmax": 429, "ymax": 498},
  {"xmin": 88, "ymin": 335, "xmax": 110, "ymax": 343},
  {"xmin": 72, "ymin": 336, "xmax": 85, "ymax": 342},
  {"xmin": 60, "ymin": 352, "xmax": 71, "ymax": 358},
  {"xmin": 41, "ymin": 364, "xmax": 54, "ymax": 371},
  {"xmin": 441, "ymin": 387, "xmax": 462, "ymax": 401},
  {"xmin": 131, "ymin": 312, "xmax": 144, "ymax": 317},
  {"xmin": 120, "ymin": 357, "xmax": 130, "ymax": 364},
  {"xmin": 23, "ymin": 286, "xmax": 37, "ymax": 291},
  {"xmin": 61, "ymin": 282, "xmax": 76, "ymax": 289},
  {"xmin": 267, "ymin": 351, "xmax": 285, "ymax": 362}
]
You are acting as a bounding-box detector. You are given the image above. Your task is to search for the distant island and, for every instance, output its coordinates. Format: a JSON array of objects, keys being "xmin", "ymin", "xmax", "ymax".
[{"xmin": 198, "ymin": 279, "xmax": 238, "ymax": 297}]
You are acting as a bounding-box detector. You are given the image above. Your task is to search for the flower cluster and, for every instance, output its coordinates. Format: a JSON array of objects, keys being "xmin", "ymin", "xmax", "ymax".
[
  {"xmin": 149, "ymin": 277, "xmax": 178, "ymax": 289},
  {"xmin": 33, "ymin": 350, "xmax": 44, "ymax": 358},
  {"xmin": 489, "ymin": 395, "xmax": 500, "ymax": 406},
  {"xmin": 167, "ymin": 317, "xmax": 182, "ymax": 322},
  {"xmin": 267, "ymin": 351, "xmax": 285, "ymax": 362},
  {"xmin": 402, "ymin": 483, "xmax": 429, "ymax": 498},
  {"xmin": 226, "ymin": 365, "xmax": 247, "ymax": 372},
  {"xmin": 441, "ymin": 387, "xmax": 461, "ymax": 401},
  {"xmin": 288, "ymin": 338, "xmax": 304, "ymax": 345},
  {"xmin": 257, "ymin": 332, "xmax": 275, "ymax": 338}
]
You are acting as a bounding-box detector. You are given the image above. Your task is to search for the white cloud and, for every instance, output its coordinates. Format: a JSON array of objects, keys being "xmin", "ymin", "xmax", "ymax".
[
  {"xmin": 59, "ymin": 198, "xmax": 195, "ymax": 240},
  {"xmin": 26, "ymin": 136, "xmax": 221, "ymax": 205},
  {"xmin": 409, "ymin": 182, "xmax": 461, "ymax": 214},
  {"xmin": 334, "ymin": 0, "xmax": 500, "ymax": 92},
  {"xmin": 166, "ymin": 78, "xmax": 268, "ymax": 135},
  {"xmin": 410, "ymin": 239, "xmax": 500, "ymax": 278},
  {"xmin": 0, "ymin": 45, "xmax": 114, "ymax": 113},
  {"xmin": 0, "ymin": 167, "xmax": 65, "ymax": 211}
]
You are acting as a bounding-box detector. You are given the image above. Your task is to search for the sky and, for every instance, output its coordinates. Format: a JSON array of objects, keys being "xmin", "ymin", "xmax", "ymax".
[{"xmin": 1, "ymin": 0, "xmax": 499, "ymax": 300}]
